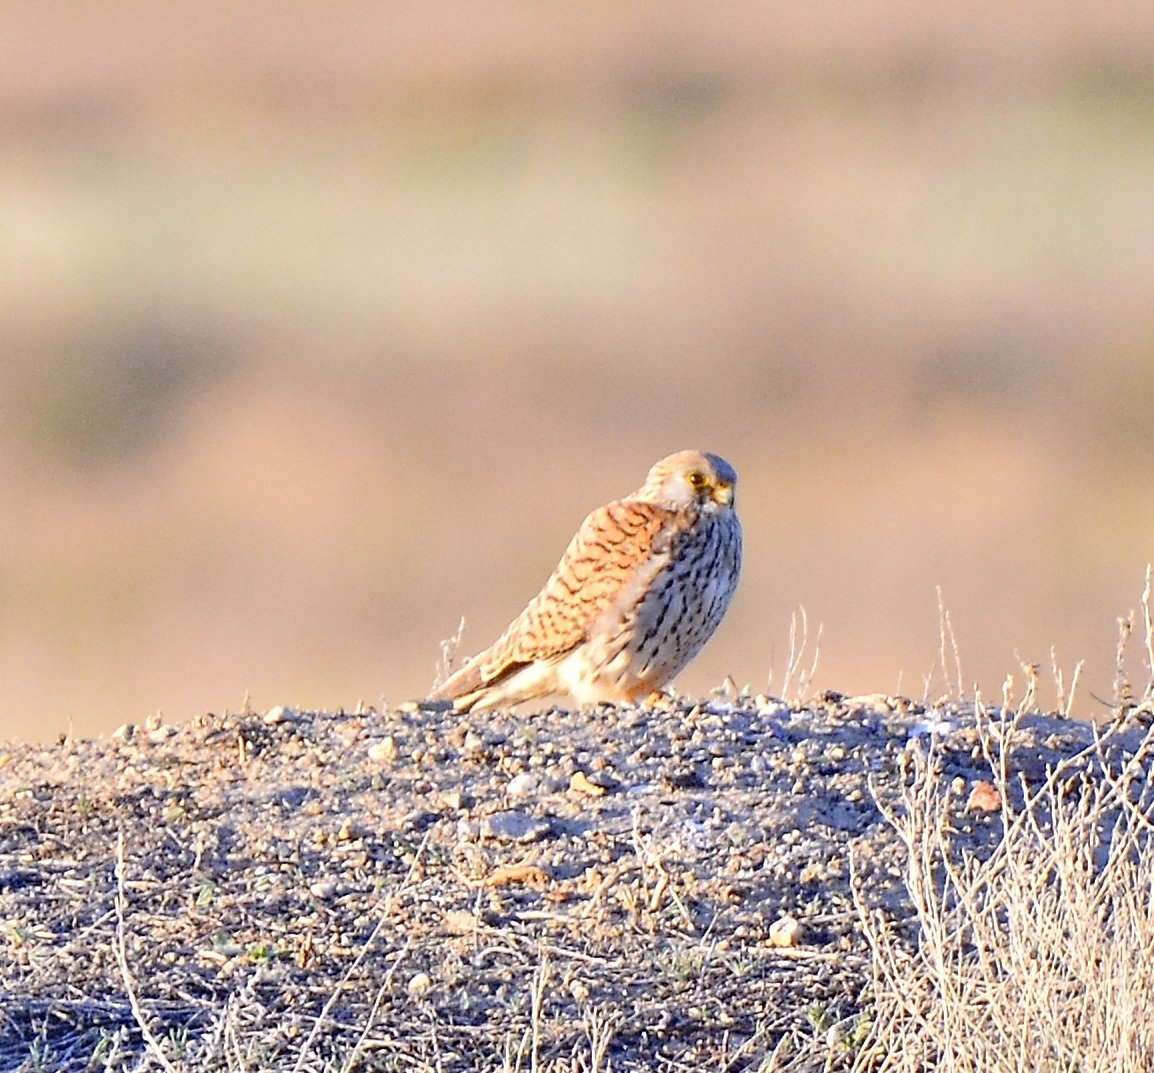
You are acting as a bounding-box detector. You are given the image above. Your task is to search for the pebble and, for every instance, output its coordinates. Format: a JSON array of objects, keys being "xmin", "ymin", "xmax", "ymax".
[
  {"xmin": 481, "ymin": 811, "xmax": 552, "ymax": 843},
  {"xmin": 569, "ymin": 770, "xmax": 607, "ymax": 797},
  {"xmin": 768, "ymin": 914, "xmax": 804, "ymax": 948},
  {"xmin": 420, "ymin": 699, "xmax": 455, "ymax": 712},
  {"xmin": 367, "ymin": 736, "xmax": 398, "ymax": 763},
  {"xmin": 442, "ymin": 909, "xmax": 477, "ymax": 935},
  {"xmin": 505, "ymin": 772, "xmax": 539, "ymax": 798},
  {"xmin": 439, "ymin": 790, "xmax": 466, "ymax": 811},
  {"xmin": 407, "ymin": 972, "xmax": 433, "ymax": 997},
  {"xmin": 966, "ymin": 780, "xmax": 1002, "ymax": 813}
]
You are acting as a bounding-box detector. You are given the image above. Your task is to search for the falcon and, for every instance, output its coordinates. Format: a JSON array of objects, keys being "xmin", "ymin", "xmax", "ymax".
[{"xmin": 428, "ymin": 450, "xmax": 742, "ymax": 712}]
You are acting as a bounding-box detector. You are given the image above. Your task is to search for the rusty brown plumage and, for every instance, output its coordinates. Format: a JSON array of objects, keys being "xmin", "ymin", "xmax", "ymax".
[{"xmin": 427, "ymin": 450, "xmax": 742, "ymax": 712}]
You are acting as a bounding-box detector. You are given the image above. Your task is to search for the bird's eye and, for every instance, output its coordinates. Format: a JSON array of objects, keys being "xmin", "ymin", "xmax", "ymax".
[{"xmin": 686, "ymin": 471, "xmax": 708, "ymax": 488}]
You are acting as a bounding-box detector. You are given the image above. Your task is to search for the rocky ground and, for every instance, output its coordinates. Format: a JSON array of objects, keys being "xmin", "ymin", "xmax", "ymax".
[{"xmin": 0, "ymin": 692, "xmax": 1146, "ymax": 1072}]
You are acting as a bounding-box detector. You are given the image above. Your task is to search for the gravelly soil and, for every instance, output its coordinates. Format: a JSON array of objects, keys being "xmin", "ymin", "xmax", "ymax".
[{"xmin": 0, "ymin": 693, "xmax": 1143, "ymax": 1072}]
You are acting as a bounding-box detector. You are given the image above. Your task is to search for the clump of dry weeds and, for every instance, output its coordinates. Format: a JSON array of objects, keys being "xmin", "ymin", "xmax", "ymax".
[{"xmin": 848, "ymin": 572, "xmax": 1154, "ymax": 1073}]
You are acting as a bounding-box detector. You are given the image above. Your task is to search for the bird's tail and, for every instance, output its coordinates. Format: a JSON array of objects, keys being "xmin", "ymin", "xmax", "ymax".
[{"xmin": 426, "ymin": 656, "xmax": 484, "ymax": 708}]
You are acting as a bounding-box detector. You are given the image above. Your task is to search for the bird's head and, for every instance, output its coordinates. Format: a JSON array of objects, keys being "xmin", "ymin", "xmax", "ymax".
[{"xmin": 637, "ymin": 450, "xmax": 737, "ymax": 512}]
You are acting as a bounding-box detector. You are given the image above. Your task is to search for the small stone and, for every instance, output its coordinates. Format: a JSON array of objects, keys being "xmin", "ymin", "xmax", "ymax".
[
  {"xmin": 481, "ymin": 811, "xmax": 551, "ymax": 843},
  {"xmin": 403, "ymin": 809, "xmax": 439, "ymax": 833},
  {"xmin": 442, "ymin": 909, "xmax": 477, "ymax": 935},
  {"xmin": 485, "ymin": 862, "xmax": 550, "ymax": 888},
  {"xmin": 440, "ymin": 790, "xmax": 466, "ymax": 811},
  {"xmin": 542, "ymin": 772, "xmax": 570, "ymax": 793},
  {"xmin": 966, "ymin": 780, "xmax": 1002, "ymax": 813},
  {"xmin": 799, "ymin": 860, "xmax": 826, "ymax": 884},
  {"xmin": 769, "ymin": 915, "xmax": 803, "ymax": 948},
  {"xmin": 569, "ymin": 771, "xmax": 607, "ymax": 797},
  {"xmin": 112, "ymin": 723, "xmax": 135, "ymax": 741},
  {"xmin": 368, "ymin": 736, "xmax": 398, "ymax": 763},
  {"xmin": 263, "ymin": 706, "xmax": 294, "ymax": 724},
  {"xmin": 407, "ymin": 972, "xmax": 433, "ymax": 997},
  {"xmin": 506, "ymin": 772, "xmax": 539, "ymax": 798},
  {"xmin": 309, "ymin": 880, "xmax": 338, "ymax": 900},
  {"xmin": 848, "ymin": 693, "xmax": 896, "ymax": 713},
  {"xmin": 417, "ymin": 699, "xmax": 454, "ymax": 712}
]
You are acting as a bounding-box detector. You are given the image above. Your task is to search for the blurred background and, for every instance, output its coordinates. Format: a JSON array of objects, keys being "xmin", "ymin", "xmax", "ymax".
[{"xmin": 2, "ymin": 2, "xmax": 1153, "ymax": 741}]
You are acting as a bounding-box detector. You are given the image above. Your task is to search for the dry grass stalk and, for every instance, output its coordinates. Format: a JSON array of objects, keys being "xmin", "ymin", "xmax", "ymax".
[
  {"xmin": 852, "ymin": 706, "xmax": 1154, "ymax": 1072},
  {"xmin": 1141, "ymin": 563, "xmax": 1154, "ymax": 712},
  {"xmin": 1102, "ymin": 566, "xmax": 1154, "ymax": 723},
  {"xmin": 1115, "ymin": 611, "xmax": 1136, "ymax": 715},
  {"xmin": 435, "ymin": 617, "xmax": 469, "ymax": 690},
  {"xmin": 938, "ymin": 585, "xmax": 964, "ymax": 702},
  {"xmin": 1049, "ymin": 645, "xmax": 1083, "ymax": 720},
  {"xmin": 114, "ymin": 828, "xmax": 178, "ymax": 1073},
  {"xmin": 776, "ymin": 606, "xmax": 823, "ymax": 703}
]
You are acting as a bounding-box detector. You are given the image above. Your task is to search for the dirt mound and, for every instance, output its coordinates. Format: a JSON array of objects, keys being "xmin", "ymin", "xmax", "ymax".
[{"xmin": 1, "ymin": 696, "xmax": 1147, "ymax": 1071}]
